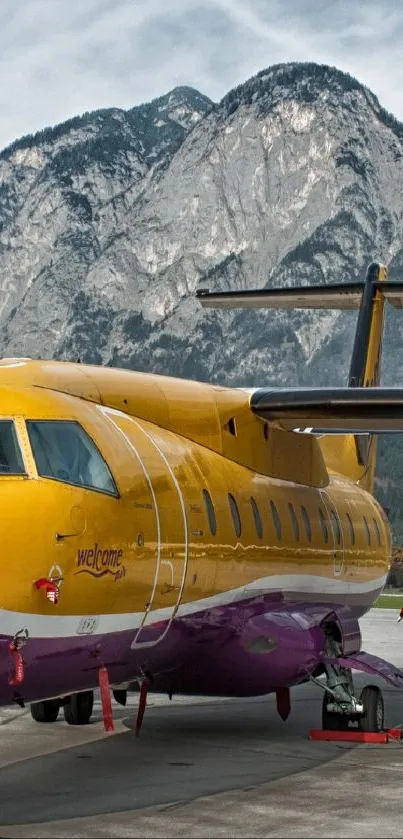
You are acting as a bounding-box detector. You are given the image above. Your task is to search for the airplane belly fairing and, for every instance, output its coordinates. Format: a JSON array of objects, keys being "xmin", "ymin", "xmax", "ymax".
[{"xmin": 0, "ymin": 578, "xmax": 388, "ymax": 704}]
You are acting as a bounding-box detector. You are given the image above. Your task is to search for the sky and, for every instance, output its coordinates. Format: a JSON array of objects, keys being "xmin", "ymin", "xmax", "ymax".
[{"xmin": 1, "ymin": 0, "xmax": 403, "ymax": 151}]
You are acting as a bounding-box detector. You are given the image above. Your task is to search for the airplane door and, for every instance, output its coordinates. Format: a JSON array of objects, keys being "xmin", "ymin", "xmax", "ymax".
[
  {"xmin": 320, "ymin": 489, "xmax": 345, "ymax": 577},
  {"xmin": 102, "ymin": 409, "xmax": 188, "ymax": 648}
]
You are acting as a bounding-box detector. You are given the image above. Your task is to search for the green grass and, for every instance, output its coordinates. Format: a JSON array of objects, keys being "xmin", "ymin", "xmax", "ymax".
[{"xmin": 375, "ymin": 593, "xmax": 403, "ymax": 608}]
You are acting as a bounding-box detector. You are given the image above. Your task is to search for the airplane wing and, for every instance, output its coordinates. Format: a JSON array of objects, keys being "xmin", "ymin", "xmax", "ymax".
[
  {"xmin": 249, "ymin": 387, "xmax": 403, "ymax": 434},
  {"xmin": 196, "ymin": 281, "xmax": 403, "ymax": 310}
]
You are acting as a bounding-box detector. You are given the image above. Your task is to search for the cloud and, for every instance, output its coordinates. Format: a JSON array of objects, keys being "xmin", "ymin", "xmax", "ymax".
[{"xmin": 1, "ymin": 0, "xmax": 403, "ymax": 150}]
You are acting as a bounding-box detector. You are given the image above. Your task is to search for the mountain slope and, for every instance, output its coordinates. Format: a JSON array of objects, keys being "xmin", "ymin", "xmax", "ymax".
[{"xmin": 1, "ymin": 62, "xmax": 403, "ymax": 537}]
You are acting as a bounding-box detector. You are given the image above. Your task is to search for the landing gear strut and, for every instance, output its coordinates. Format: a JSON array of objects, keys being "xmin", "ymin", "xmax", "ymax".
[
  {"xmin": 321, "ymin": 693, "xmax": 349, "ymax": 731},
  {"xmin": 314, "ymin": 634, "xmax": 385, "ymax": 733}
]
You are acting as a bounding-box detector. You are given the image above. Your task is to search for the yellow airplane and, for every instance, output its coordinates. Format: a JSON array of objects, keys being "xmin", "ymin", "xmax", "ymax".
[{"xmin": 1, "ymin": 261, "xmax": 403, "ymax": 734}]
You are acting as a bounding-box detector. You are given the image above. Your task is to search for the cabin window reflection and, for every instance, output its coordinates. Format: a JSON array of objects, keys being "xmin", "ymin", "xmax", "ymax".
[
  {"xmin": 374, "ymin": 517, "xmax": 382, "ymax": 547},
  {"xmin": 288, "ymin": 503, "xmax": 299, "ymax": 541},
  {"xmin": 363, "ymin": 515, "xmax": 371, "ymax": 546},
  {"xmin": 318, "ymin": 508, "xmax": 329, "ymax": 544},
  {"xmin": 202, "ymin": 489, "xmax": 217, "ymax": 536},
  {"xmin": 330, "ymin": 510, "xmax": 342, "ymax": 545},
  {"xmin": 0, "ymin": 421, "xmax": 25, "ymax": 475},
  {"xmin": 301, "ymin": 505, "xmax": 312, "ymax": 542},
  {"xmin": 270, "ymin": 500, "xmax": 282, "ymax": 540},
  {"xmin": 26, "ymin": 420, "xmax": 118, "ymax": 496},
  {"xmin": 250, "ymin": 496, "xmax": 263, "ymax": 539},
  {"xmin": 228, "ymin": 493, "xmax": 241, "ymax": 538},
  {"xmin": 346, "ymin": 512, "xmax": 355, "ymax": 545}
]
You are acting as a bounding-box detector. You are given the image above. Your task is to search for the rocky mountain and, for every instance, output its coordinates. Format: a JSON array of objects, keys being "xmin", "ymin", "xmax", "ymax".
[{"xmin": 1, "ymin": 62, "xmax": 403, "ymax": 538}]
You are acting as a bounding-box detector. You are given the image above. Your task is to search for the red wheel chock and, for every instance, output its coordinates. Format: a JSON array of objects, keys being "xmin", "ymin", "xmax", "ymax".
[{"xmin": 309, "ymin": 727, "xmax": 402, "ymax": 743}]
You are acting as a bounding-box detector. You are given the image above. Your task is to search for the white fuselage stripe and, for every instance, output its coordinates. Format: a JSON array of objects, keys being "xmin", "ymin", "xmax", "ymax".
[{"xmin": 0, "ymin": 573, "xmax": 388, "ymax": 639}]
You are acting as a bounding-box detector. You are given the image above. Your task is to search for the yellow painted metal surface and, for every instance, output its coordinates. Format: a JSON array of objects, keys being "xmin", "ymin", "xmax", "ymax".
[
  {"xmin": 319, "ymin": 264, "xmax": 388, "ymax": 495},
  {"xmin": 0, "ymin": 360, "xmax": 390, "ymax": 627}
]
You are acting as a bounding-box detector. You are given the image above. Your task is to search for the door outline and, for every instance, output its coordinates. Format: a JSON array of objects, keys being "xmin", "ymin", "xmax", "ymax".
[
  {"xmin": 320, "ymin": 488, "xmax": 345, "ymax": 577},
  {"xmin": 100, "ymin": 407, "xmax": 188, "ymax": 649}
]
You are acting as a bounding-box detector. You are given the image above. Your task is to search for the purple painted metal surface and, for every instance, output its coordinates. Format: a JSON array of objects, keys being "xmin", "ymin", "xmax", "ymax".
[
  {"xmin": 0, "ymin": 584, "xmax": 389, "ymax": 707},
  {"xmin": 327, "ymin": 652, "xmax": 403, "ymax": 689},
  {"xmin": 331, "ymin": 606, "xmax": 362, "ymax": 655}
]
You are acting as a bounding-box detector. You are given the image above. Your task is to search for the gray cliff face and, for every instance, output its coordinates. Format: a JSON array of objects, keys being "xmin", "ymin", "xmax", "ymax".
[
  {"xmin": 0, "ymin": 85, "xmax": 213, "ymax": 360},
  {"xmin": 1, "ymin": 63, "xmax": 403, "ymax": 385},
  {"xmin": 2, "ymin": 62, "xmax": 403, "ymax": 533}
]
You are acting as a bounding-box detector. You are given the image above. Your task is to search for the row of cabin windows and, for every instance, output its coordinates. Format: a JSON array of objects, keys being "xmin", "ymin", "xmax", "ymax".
[{"xmin": 201, "ymin": 489, "xmax": 382, "ymax": 547}]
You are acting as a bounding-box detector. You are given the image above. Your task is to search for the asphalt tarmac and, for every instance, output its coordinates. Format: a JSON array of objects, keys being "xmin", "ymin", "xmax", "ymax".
[{"xmin": 1, "ymin": 608, "xmax": 403, "ymax": 838}]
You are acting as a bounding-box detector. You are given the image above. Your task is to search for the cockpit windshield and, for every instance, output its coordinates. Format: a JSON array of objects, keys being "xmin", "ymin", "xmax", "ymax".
[
  {"xmin": 0, "ymin": 421, "xmax": 25, "ymax": 474},
  {"xmin": 26, "ymin": 420, "xmax": 118, "ymax": 496}
]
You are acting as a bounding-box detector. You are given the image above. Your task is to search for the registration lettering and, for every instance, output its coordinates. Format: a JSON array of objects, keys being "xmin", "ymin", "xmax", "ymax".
[{"xmin": 76, "ymin": 616, "xmax": 100, "ymax": 635}]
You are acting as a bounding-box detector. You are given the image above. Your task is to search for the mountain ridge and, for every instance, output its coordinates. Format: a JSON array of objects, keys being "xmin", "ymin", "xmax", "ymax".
[{"xmin": 1, "ymin": 60, "xmax": 403, "ymax": 537}]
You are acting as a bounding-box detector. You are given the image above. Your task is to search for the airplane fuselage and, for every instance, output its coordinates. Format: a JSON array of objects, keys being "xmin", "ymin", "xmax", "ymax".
[{"xmin": 0, "ymin": 360, "xmax": 391, "ymax": 707}]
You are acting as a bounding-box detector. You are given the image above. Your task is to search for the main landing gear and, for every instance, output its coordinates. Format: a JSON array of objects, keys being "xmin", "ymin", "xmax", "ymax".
[
  {"xmin": 321, "ymin": 684, "xmax": 384, "ymax": 732},
  {"xmin": 30, "ymin": 698, "xmax": 60, "ymax": 723},
  {"xmin": 313, "ymin": 635, "xmax": 385, "ymax": 733},
  {"xmin": 63, "ymin": 691, "xmax": 94, "ymax": 726},
  {"xmin": 30, "ymin": 690, "xmax": 94, "ymax": 726}
]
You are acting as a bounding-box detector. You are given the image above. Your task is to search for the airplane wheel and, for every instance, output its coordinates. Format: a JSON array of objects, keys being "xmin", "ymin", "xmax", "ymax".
[
  {"xmin": 113, "ymin": 688, "xmax": 127, "ymax": 706},
  {"xmin": 321, "ymin": 693, "xmax": 349, "ymax": 730},
  {"xmin": 358, "ymin": 685, "xmax": 384, "ymax": 733},
  {"xmin": 30, "ymin": 699, "xmax": 60, "ymax": 723},
  {"xmin": 63, "ymin": 690, "xmax": 94, "ymax": 726}
]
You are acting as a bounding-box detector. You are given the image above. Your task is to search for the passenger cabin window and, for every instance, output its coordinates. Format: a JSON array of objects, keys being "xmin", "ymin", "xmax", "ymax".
[
  {"xmin": 363, "ymin": 516, "xmax": 371, "ymax": 546},
  {"xmin": 203, "ymin": 488, "xmax": 217, "ymax": 536},
  {"xmin": 330, "ymin": 510, "xmax": 342, "ymax": 545},
  {"xmin": 301, "ymin": 505, "xmax": 312, "ymax": 542},
  {"xmin": 270, "ymin": 500, "xmax": 282, "ymax": 540},
  {"xmin": 251, "ymin": 496, "xmax": 263, "ymax": 539},
  {"xmin": 228, "ymin": 493, "xmax": 241, "ymax": 538},
  {"xmin": 373, "ymin": 517, "xmax": 382, "ymax": 547},
  {"xmin": 288, "ymin": 503, "xmax": 299, "ymax": 541},
  {"xmin": 346, "ymin": 512, "xmax": 355, "ymax": 545},
  {"xmin": 0, "ymin": 421, "xmax": 25, "ymax": 474},
  {"xmin": 26, "ymin": 420, "xmax": 117, "ymax": 496},
  {"xmin": 318, "ymin": 508, "xmax": 329, "ymax": 544}
]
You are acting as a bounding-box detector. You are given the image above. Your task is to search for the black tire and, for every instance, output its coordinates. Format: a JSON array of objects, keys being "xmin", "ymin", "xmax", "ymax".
[
  {"xmin": 63, "ymin": 691, "xmax": 94, "ymax": 726},
  {"xmin": 113, "ymin": 689, "xmax": 127, "ymax": 706},
  {"xmin": 322, "ymin": 693, "xmax": 349, "ymax": 730},
  {"xmin": 358, "ymin": 684, "xmax": 384, "ymax": 733},
  {"xmin": 30, "ymin": 699, "xmax": 60, "ymax": 723}
]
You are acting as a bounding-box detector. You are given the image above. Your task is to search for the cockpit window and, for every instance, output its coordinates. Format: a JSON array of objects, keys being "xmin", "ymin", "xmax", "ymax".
[
  {"xmin": 0, "ymin": 421, "xmax": 25, "ymax": 474},
  {"xmin": 26, "ymin": 420, "xmax": 117, "ymax": 496}
]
